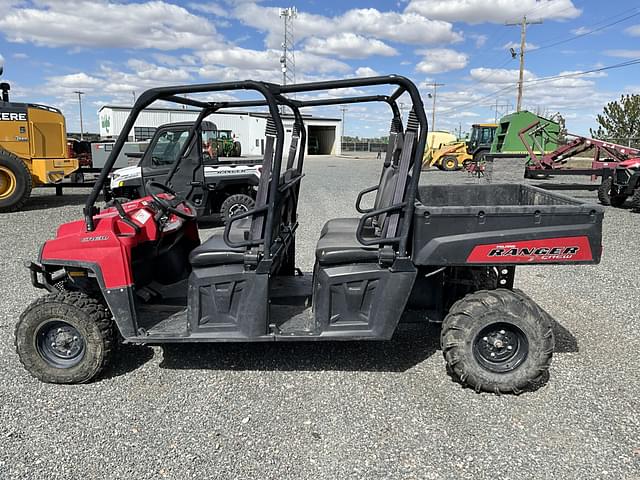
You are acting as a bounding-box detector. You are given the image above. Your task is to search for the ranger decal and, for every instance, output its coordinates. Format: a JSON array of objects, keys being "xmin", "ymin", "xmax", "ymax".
[{"xmin": 467, "ymin": 236, "xmax": 593, "ymax": 263}]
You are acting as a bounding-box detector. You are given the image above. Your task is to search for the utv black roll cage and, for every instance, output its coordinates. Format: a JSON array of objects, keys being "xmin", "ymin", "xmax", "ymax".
[{"xmin": 84, "ymin": 76, "xmax": 428, "ymax": 257}]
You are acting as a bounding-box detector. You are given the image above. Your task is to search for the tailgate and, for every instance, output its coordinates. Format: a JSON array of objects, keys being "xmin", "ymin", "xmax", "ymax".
[{"xmin": 412, "ymin": 184, "xmax": 604, "ymax": 266}]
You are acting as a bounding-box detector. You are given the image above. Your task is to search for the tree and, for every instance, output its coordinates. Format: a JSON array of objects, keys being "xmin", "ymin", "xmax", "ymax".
[
  {"xmin": 591, "ymin": 94, "xmax": 640, "ymax": 147},
  {"xmin": 550, "ymin": 112, "xmax": 568, "ymax": 145}
]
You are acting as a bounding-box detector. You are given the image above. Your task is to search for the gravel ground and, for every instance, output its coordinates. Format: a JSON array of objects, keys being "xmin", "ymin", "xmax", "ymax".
[{"xmin": 1, "ymin": 156, "xmax": 639, "ymax": 479}]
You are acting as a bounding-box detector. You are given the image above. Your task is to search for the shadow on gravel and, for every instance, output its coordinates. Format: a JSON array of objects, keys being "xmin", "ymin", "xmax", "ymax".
[
  {"xmin": 159, "ymin": 324, "xmax": 440, "ymax": 373},
  {"xmin": 102, "ymin": 343, "xmax": 155, "ymax": 379},
  {"xmin": 22, "ymin": 193, "xmax": 91, "ymax": 211},
  {"xmin": 537, "ymin": 303, "xmax": 579, "ymax": 353}
]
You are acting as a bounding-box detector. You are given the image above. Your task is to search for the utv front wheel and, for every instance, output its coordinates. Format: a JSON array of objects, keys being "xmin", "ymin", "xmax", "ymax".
[
  {"xmin": 220, "ymin": 194, "xmax": 255, "ymax": 222},
  {"xmin": 15, "ymin": 292, "xmax": 114, "ymax": 384},
  {"xmin": 441, "ymin": 289, "xmax": 554, "ymax": 394}
]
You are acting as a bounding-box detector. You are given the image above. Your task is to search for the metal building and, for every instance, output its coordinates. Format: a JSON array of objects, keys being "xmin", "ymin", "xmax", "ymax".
[{"xmin": 98, "ymin": 106, "xmax": 342, "ymax": 156}]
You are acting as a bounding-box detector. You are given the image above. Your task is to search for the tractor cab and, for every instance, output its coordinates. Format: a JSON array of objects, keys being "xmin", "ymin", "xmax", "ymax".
[{"xmin": 466, "ymin": 123, "xmax": 497, "ymax": 159}]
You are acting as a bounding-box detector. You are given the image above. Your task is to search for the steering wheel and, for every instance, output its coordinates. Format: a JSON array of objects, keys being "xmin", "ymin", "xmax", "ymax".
[{"xmin": 145, "ymin": 181, "xmax": 197, "ymax": 221}]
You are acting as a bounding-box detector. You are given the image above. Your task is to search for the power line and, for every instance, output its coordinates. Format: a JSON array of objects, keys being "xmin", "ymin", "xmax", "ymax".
[
  {"xmin": 531, "ymin": 8, "xmax": 640, "ymax": 53},
  {"xmin": 523, "ymin": 58, "xmax": 640, "ymax": 86},
  {"xmin": 469, "ymin": 57, "xmax": 516, "ymax": 85},
  {"xmin": 440, "ymin": 58, "xmax": 640, "ymax": 116}
]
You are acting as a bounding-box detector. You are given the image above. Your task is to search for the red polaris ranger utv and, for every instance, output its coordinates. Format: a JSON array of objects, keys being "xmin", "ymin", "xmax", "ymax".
[{"xmin": 15, "ymin": 76, "xmax": 604, "ymax": 394}]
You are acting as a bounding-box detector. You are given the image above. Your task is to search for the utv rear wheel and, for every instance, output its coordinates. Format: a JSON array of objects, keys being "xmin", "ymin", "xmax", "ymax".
[
  {"xmin": 441, "ymin": 289, "xmax": 554, "ymax": 394},
  {"xmin": 441, "ymin": 155, "xmax": 459, "ymax": 171},
  {"xmin": 220, "ymin": 194, "xmax": 255, "ymax": 222},
  {"xmin": 15, "ymin": 292, "xmax": 114, "ymax": 384},
  {"xmin": 0, "ymin": 149, "xmax": 32, "ymax": 212},
  {"xmin": 597, "ymin": 178, "xmax": 612, "ymax": 206}
]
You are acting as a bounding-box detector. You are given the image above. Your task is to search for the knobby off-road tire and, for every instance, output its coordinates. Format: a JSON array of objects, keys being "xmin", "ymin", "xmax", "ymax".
[
  {"xmin": 597, "ymin": 177, "xmax": 612, "ymax": 206},
  {"xmin": 441, "ymin": 289, "xmax": 554, "ymax": 395},
  {"xmin": 0, "ymin": 148, "xmax": 32, "ymax": 212},
  {"xmin": 629, "ymin": 187, "xmax": 640, "ymax": 210},
  {"xmin": 220, "ymin": 193, "xmax": 255, "ymax": 222},
  {"xmin": 15, "ymin": 291, "xmax": 115, "ymax": 384}
]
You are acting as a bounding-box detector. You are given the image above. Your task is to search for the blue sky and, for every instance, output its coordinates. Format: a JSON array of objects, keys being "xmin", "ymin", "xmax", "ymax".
[{"xmin": 1, "ymin": 0, "xmax": 639, "ymax": 137}]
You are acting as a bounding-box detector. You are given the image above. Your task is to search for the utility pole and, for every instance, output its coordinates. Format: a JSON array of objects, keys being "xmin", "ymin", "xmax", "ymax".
[
  {"xmin": 73, "ymin": 91, "xmax": 84, "ymax": 140},
  {"xmin": 489, "ymin": 99, "xmax": 512, "ymax": 122},
  {"xmin": 340, "ymin": 106, "xmax": 347, "ymax": 140},
  {"xmin": 427, "ymin": 82, "xmax": 444, "ymax": 131},
  {"xmin": 505, "ymin": 16, "xmax": 542, "ymax": 112},
  {"xmin": 398, "ymin": 102, "xmax": 407, "ymax": 123}
]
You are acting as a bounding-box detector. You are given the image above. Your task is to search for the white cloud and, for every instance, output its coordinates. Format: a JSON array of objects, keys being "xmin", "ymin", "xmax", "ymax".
[
  {"xmin": 51, "ymin": 72, "xmax": 103, "ymax": 89},
  {"xmin": 355, "ymin": 67, "xmax": 379, "ymax": 77},
  {"xmin": 571, "ymin": 26, "xmax": 600, "ymax": 35},
  {"xmin": 12, "ymin": 52, "xmax": 28, "ymax": 59},
  {"xmin": 231, "ymin": 3, "xmax": 462, "ymax": 48},
  {"xmin": 470, "ymin": 34, "xmax": 487, "ymax": 48},
  {"xmin": 470, "ymin": 67, "xmax": 535, "ymax": 84},
  {"xmin": 624, "ymin": 25, "xmax": 640, "ymax": 37},
  {"xmin": 416, "ymin": 48, "xmax": 468, "ymax": 74},
  {"xmin": 406, "ymin": 0, "xmax": 580, "ymax": 23},
  {"xmin": 197, "ymin": 45, "xmax": 350, "ymax": 76},
  {"xmin": 502, "ymin": 41, "xmax": 539, "ymax": 51},
  {"xmin": 605, "ymin": 49, "xmax": 640, "ymax": 59},
  {"xmin": 304, "ymin": 33, "xmax": 398, "ymax": 59},
  {"xmin": 188, "ymin": 2, "xmax": 226, "ymax": 16},
  {"xmin": 0, "ymin": 0, "xmax": 218, "ymax": 50},
  {"xmin": 460, "ymin": 66, "xmax": 611, "ymax": 117}
]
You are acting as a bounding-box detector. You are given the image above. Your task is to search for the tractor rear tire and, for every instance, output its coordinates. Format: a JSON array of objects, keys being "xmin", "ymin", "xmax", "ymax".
[
  {"xmin": 220, "ymin": 194, "xmax": 255, "ymax": 222},
  {"xmin": 15, "ymin": 291, "xmax": 115, "ymax": 384},
  {"xmin": 441, "ymin": 289, "xmax": 554, "ymax": 395},
  {"xmin": 441, "ymin": 155, "xmax": 459, "ymax": 171},
  {"xmin": 597, "ymin": 177, "xmax": 613, "ymax": 206},
  {"xmin": 0, "ymin": 148, "xmax": 32, "ymax": 213}
]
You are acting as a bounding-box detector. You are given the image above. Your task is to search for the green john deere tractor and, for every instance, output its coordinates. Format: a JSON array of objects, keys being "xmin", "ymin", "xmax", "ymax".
[{"xmin": 215, "ymin": 130, "xmax": 242, "ymax": 157}]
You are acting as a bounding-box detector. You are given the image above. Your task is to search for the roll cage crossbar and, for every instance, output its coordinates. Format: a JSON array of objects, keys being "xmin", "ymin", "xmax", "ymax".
[{"xmin": 84, "ymin": 75, "xmax": 427, "ymax": 255}]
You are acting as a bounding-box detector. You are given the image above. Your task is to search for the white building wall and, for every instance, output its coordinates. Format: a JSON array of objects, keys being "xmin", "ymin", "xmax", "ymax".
[{"xmin": 98, "ymin": 107, "xmax": 341, "ymax": 157}]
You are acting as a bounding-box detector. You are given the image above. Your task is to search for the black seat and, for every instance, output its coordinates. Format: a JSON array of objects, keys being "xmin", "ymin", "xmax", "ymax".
[
  {"xmin": 320, "ymin": 163, "xmax": 398, "ymax": 238},
  {"xmin": 315, "ymin": 228, "xmax": 378, "ymax": 265},
  {"xmin": 189, "ymin": 221, "xmax": 249, "ymax": 267},
  {"xmin": 320, "ymin": 123, "xmax": 403, "ymax": 238},
  {"xmin": 315, "ymin": 110, "xmax": 419, "ymax": 267}
]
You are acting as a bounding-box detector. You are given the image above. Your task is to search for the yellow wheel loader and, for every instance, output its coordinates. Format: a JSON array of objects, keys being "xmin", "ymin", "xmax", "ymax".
[
  {"xmin": 0, "ymin": 79, "xmax": 79, "ymax": 212},
  {"xmin": 424, "ymin": 123, "xmax": 498, "ymax": 171}
]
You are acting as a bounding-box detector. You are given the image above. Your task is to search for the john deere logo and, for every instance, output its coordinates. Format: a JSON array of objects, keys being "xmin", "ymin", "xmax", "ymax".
[{"xmin": 101, "ymin": 115, "xmax": 110, "ymax": 134}]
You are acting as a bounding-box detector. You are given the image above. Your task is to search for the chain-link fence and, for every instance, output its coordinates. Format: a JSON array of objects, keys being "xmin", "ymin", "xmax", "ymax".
[{"xmin": 341, "ymin": 141, "xmax": 387, "ymax": 153}]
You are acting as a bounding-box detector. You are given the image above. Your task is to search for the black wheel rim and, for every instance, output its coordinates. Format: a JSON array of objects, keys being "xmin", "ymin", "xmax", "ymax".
[
  {"xmin": 228, "ymin": 203, "xmax": 249, "ymax": 217},
  {"xmin": 36, "ymin": 320, "xmax": 86, "ymax": 368},
  {"xmin": 472, "ymin": 322, "xmax": 528, "ymax": 373}
]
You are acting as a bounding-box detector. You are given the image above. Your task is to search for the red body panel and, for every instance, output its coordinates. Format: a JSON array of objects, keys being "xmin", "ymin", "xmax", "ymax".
[
  {"xmin": 40, "ymin": 197, "xmax": 197, "ymax": 289},
  {"xmin": 467, "ymin": 236, "xmax": 594, "ymax": 264},
  {"xmin": 618, "ymin": 158, "xmax": 640, "ymax": 169}
]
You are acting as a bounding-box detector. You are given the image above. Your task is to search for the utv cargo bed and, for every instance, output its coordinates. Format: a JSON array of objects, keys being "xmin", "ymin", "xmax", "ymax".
[{"xmin": 412, "ymin": 183, "xmax": 603, "ymax": 266}]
